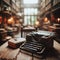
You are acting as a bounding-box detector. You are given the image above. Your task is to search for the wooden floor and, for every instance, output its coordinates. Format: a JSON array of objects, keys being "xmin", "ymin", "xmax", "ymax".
[{"xmin": 0, "ymin": 32, "xmax": 60, "ymax": 60}]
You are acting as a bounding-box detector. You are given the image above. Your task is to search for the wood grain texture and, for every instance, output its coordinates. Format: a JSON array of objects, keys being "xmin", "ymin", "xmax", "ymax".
[
  {"xmin": 0, "ymin": 41, "xmax": 20, "ymax": 60},
  {"xmin": 0, "ymin": 32, "xmax": 60, "ymax": 60}
]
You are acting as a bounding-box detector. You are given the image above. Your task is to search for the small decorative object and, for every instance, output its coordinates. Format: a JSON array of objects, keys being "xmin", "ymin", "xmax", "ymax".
[{"xmin": 8, "ymin": 38, "xmax": 26, "ymax": 48}]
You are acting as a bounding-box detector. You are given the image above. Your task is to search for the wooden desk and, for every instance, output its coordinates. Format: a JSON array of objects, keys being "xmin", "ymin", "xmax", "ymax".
[
  {"xmin": 49, "ymin": 26, "xmax": 60, "ymax": 31},
  {"xmin": 21, "ymin": 27, "xmax": 36, "ymax": 37},
  {"xmin": 0, "ymin": 41, "xmax": 19, "ymax": 60}
]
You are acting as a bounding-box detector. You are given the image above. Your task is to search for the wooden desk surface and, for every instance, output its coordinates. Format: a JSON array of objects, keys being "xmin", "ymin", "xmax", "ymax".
[
  {"xmin": 0, "ymin": 41, "xmax": 20, "ymax": 60},
  {"xmin": 22, "ymin": 27, "xmax": 36, "ymax": 31},
  {"xmin": 49, "ymin": 26, "xmax": 60, "ymax": 29},
  {"xmin": 21, "ymin": 27, "xmax": 36, "ymax": 37}
]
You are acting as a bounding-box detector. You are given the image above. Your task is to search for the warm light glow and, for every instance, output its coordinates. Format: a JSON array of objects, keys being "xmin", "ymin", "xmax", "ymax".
[
  {"xmin": 35, "ymin": 21, "xmax": 39, "ymax": 26},
  {"xmin": 44, "ymin": 17, "xmax": 48, "ymax": 22},
  {"xmin": 8, "ymin": 17, "xmax": 14, "ymax": 24},
  {"xmin": 57, "ymin": 18, "xmax": 60, "ymax": 22}
]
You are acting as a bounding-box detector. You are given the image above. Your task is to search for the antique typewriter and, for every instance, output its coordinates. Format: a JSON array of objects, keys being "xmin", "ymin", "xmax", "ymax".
[
  {"xmin": 20, "ymin": 39, "xmax": 45, "ymax": 54},
  {"xmin": 20, "ymin": 30, "xmax": 55, "ymax": 57}
]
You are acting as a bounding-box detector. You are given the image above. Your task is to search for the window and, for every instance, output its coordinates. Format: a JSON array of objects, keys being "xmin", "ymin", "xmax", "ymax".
[
  {"xmin": 23, "ymin": 0, "xmax": 38, "ymax": 4},
  {"xmin": 24, "ymin": 8, "xmax": 38, "ymax": 15},
  {"xmin": 24, "ymin": 8, "xmax": 38, "ymax": 25},
  {"xmin": 24, "ymin": 15, "xmax": 37, "ymax": 25},
  {"xmin": 23, "ymin": 0, "xmax": 39, "ymax": 26}
]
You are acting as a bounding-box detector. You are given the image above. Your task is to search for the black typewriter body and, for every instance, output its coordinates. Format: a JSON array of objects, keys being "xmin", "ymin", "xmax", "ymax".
[{"xmin": 20, "ymin": 30, "xmax": 55, "ymax": 57}]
